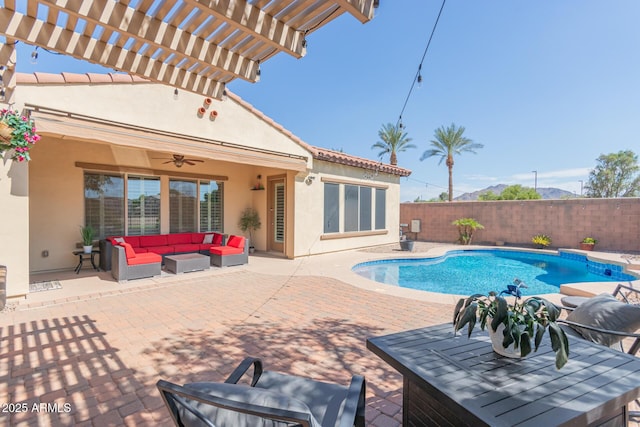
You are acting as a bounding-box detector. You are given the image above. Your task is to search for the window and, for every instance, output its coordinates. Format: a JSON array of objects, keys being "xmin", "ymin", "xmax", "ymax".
[
  {"xmin": 200, "ymin": 181, "xmax": 224, "ymax": 232},
  {"xmin": 274, "ymin": 182, "xmax": 285, "ymax": 243},
  {"xmin": 127, "ymin": 176, "xmax": 161, "ymax": 235},
  {"xmin": 375, "ymin": 188, "xmax": 386, "ymax": 230},
  {"xmin": 323, "ymin": 183, "xmax": 339, "ymax": 233},
  {"xmin": 170, "ymin": 180, "xmax": 197, "ymax": 233},
  {"xmin": 84, "ymin": 173, "xmax": 125, "ymax": 239},
  {"xmin": 323, "ymin": 182, "xmax": 387, "ymax": 234},
  {"xmin": 360, "ymin": 187, "xmax": 372, "ymax": 231}
]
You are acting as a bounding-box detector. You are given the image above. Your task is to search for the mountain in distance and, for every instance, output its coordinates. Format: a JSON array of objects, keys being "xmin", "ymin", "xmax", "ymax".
[{"xmin": 455, "ymin": 184, "xmax": 575, "ymax": 201}]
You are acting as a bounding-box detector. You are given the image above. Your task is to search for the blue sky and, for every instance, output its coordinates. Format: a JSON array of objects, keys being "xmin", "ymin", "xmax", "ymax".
[{"xmin": 10, "ymin": 1, "xmax": 640, "ymax": 201}]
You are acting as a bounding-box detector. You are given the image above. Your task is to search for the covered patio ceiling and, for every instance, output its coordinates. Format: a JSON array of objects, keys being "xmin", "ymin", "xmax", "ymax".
[{"xmin": 0, "ymin": 0, "xmax": 378, "ymax": 98}]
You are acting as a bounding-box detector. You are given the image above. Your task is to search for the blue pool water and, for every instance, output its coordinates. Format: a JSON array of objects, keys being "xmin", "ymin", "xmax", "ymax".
[{"xmin": 352, "ymin": 250, "xmax": 636, "ymax": 296}]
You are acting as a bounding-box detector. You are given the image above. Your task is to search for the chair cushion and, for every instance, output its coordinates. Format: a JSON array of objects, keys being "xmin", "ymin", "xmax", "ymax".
[
  {"xmin": 167, "ymin": 233, "xmax": 193, "ymax": 245},
  {"xmin": 180, "ymin": 382, "xmax": 320, "ymax": 427},
  {"xmin": 123, "ymin": 236, "xmax": 140, "ymax": 248},
  {"xmin": 210, "ymin": 246, "xmax": 243, "ymax": 256},
  {"xmin": 254, "ymin": 371, "xmax": 350, "ymax": 427},
  {"xmin": 566, "ymin": 293, "xmax": 640, "ymax": 347},
  {"xmin": 191, "ymin": 233, "xmax": 205, "ymax": 244},
  {"xmin": 139, "ymin": 235, "xmax": 168, "ymax": 247},
  {"xmin": 118, "ymin": 242, "xmax": 137, "ymax": 259},
  {"xmin": 127, "ymin": 252, "xmax": 161, "ymax": 265},
  {"xmin": 227, "ymin": 235, "xmax": 245, "ymax": 249}
]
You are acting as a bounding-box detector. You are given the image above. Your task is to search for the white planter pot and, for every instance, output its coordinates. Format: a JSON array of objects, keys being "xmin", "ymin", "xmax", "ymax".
[
  {"xmin": 83, "ymin": 245, "xmax": 93, "ymax": 254},
  {"xmin": 488, "ymin": 323, "xmax": 525, "ymax": 359}
]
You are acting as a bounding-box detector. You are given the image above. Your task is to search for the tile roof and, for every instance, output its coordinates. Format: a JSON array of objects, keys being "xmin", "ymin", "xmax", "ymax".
[{"xmin": 16, "ymin": 72, "xmax": 411, "ymax": 177}]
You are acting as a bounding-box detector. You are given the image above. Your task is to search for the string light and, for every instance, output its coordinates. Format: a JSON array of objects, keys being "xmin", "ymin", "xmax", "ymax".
[
  {"xmin": 31, "ymin": 47, "xmax": 38, "ymax": 64},
  {"xmin": 255, "ymin": 60, "xmax": 261, "ymax": 82},
  {"xmin": 395, "ymin": 0, "xmax": 447, "ymax": 129}
]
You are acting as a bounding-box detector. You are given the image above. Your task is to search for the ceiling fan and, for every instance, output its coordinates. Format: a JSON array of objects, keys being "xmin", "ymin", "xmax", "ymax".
[{"xmin": 157, "ymin": 154, "xmax": 204, "ymax": 168}]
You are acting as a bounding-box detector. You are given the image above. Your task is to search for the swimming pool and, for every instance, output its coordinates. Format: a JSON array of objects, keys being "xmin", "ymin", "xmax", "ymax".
[{"xmin": 352, "ymin": 249, "xmax": 637, "ymax": 296}]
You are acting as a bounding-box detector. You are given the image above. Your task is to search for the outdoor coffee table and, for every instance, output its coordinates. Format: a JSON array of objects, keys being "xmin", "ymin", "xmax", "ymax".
[
  {"xmin": 367, "ymin": 323, "xmax": 640, "ymax": 426},
  {"xmin": 164, "ymin": 253, "xmax": 210, "ymax": 274}
]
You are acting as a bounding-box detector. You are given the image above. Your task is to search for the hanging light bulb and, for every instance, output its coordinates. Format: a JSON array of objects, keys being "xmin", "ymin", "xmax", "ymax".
[
  {"xmin": 398, "ymin": 116, "xmax": 404, "ymax": 129},
  {"xmin": 0, "ymin": 87, "xmax": 5, "ymax": 102},
  {"xmin": 255, "ymin": 60, "xmax": 261, "ymax": 82},
  {"xmin": 173, "ymin": 88, "xmax": 179, "ymax": 100},
  {"xmin": 221, "ymin": 83, "xmax": 228, "ymax": 102},
  {"xmin": 417, "ymin": 64, "xmax": 423, "ymax": 89},
  {"xmin": 31, "ymin": 47, "xmax": 39, "ymax": 64}
]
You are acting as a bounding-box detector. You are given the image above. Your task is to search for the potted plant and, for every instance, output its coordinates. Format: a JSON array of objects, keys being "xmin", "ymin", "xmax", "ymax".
[
  {"xmin": 531, "ymin": 234, "xmax": 551, "ymax": 249},
  {"xmin": 0, "ymin": 109, "xmax": 41, "ymax": 162},
  {"xmin": 579, "ymin": 237, "xmax": 597, "ymax": 251},
  {"xmin": 80, "ymin": 225, "xmax": 95, "ymax": 253},
  {"xmin": 452, "ymin": 218, "xmax": 484, "ymax": 245},
  {"xmin": 238, "ymin": 208, "xmax": 261, "ymax": 253},
  {"xmin": 453, "ymin": 286, "xmax": 569, "ymax": 369}
]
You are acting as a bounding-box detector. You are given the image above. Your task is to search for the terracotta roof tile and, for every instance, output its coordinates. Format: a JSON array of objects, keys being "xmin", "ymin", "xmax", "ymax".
[{"xmin": 15, "ymin": 72, "xmax": 412, "ymax": 177}]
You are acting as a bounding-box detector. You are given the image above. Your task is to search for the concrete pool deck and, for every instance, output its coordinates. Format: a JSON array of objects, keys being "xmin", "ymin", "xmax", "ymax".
[{"xmin": 2, "ymin": 242, "xmax": 639, "ymax": 426}]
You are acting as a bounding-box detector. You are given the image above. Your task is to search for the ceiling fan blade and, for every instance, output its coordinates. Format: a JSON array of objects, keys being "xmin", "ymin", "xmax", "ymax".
[
  {"xmin": 186, "ymin": 159, "xmax": 204, "ymax": 163},
  {"xmin": 184, "ymin": 161, "xmax": 196, "ymax": 165},
  {"xmin": 162, "ymin": 160, "xmax": 174, "ymax": 164}
]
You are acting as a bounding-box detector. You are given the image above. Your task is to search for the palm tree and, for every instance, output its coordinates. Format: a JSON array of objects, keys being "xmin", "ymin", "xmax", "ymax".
[
  {"xmin": 371, "ymin": 123, "xmax": 416, "ymax": 166},
  {"xmin": 420, "ymin": 123, "xmax": 483, "ymax": 201}
]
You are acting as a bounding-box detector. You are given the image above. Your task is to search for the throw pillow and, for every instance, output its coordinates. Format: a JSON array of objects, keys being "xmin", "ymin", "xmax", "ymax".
[
  {"xmin": 566, "ymin": 293, "xmax": 640, "ymax": 347},
  {"xmin": 202, "ymin": 234, "xmax": 214, "ymax": 244},
  {"xmin": 179, "ymin": 382, "xmax": 321, "ymax": 427},
  {"xmin": 113, "ymin": 237, "xmax": 125, "ymax": 244}
]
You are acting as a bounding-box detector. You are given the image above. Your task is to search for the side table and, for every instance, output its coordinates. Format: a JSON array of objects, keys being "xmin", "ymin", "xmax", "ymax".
[{"xmin": 73, "ymin": 249, "xmax": 100, "ymax": 274}]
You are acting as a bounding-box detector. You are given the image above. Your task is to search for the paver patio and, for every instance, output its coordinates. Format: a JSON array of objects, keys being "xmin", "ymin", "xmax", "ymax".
[{"xmin": 1, "ymin": 244, "xmax": 638, "ymax": 426}]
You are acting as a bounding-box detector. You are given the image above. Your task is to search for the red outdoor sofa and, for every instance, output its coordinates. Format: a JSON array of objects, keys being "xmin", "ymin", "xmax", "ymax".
[{"xmin": 99, "ymin": 232, "xmax": 225, "ymax": 271}]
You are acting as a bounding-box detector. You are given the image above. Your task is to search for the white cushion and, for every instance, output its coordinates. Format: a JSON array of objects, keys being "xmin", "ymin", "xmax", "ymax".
[
  {"xmin": 202, "ymin": 234, "xmax": 214, "ymax": 244},
  {"xmin": 113, "ymin": 237, "xmax": 125, "ymax": 244}
]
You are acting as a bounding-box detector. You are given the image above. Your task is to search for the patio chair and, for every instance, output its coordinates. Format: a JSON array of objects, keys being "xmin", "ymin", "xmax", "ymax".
[
  {"xmin": 157, "ymin": 357, "xmax": 366, "ymax": 427},
  {"xmin": 561, "ymin": 283, "xmax": 639, "ymax": 308}
]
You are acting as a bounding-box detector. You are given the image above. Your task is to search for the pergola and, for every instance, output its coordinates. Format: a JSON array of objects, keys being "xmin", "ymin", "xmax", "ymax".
[{"xmin": 0, "ymin": 0, "xmax": 378, "ymax": 99}]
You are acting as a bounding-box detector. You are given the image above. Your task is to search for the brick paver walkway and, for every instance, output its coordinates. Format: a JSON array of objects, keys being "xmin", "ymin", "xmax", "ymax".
[{"xmin": 1, "ymin": 271, "xmax": 453, "ymax": 426}]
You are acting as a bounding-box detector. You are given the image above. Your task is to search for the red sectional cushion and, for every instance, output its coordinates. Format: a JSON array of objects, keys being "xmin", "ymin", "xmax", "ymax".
[
  {"xmin": 210, "ymin": 246, "xmax": 243, "ymax": 256},
  {"xmin": 191, "ymin": 233, "xmax": 205, "ymax": 244},
  {"xmin": 119, "ymin": 242, "xmax": 137, "ymax": 259},
  {"xmin": 127, "ymin": 252, "xmax": 162, "ymax": 266},
  {"xmin": 123, "ymin": 236, "xmax": 140, "ymax": 248},
  {"xmin": 133, "ymin": 247, "xmax": 149, "ymax": 254},
  {"xmin": 173, "ymin": 243, "xmax": 201, "ymax": 253},
  {"xmin": 213, "ymin": 233, "xmax": 224, "ymax": 245},
  {"xmin": 145, "ymin": 245, "xmax": 175, "ymax": 255},
  {"xmin": 167, "ymin": 233, "xmax": 192, "ymax": 245},
  {"xmin": 139, "ymin": 235, "xmax": 168, "ymax": 247},
  {"xmin": 227, "ymin": 235, "xmax": 245, "ymax": 249}
]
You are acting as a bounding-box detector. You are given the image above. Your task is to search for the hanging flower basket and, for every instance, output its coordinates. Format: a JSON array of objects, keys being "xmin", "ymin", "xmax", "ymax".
[{"xmin": 0, "ymin": 109, "xmax": 41, "ymax": 162}]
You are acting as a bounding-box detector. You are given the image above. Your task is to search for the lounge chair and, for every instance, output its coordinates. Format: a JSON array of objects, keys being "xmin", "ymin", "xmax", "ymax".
[
  {"xmin": 157, "ymin": 357, "xmax": 366, "ymax": 427},
  {"xmin": 561, "ymin": 283, "xmax": 639, "ymax": 308}
]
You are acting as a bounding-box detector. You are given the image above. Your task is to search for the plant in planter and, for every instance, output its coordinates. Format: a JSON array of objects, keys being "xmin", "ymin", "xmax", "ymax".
[
  {"xmin": 80, "ymin": 225, "xmax": 95, "ymax": 253},
  {"xmin": 580, "ymin": 237, "xmax": 597, "ymax": 251},
  {"xmin": 531, "ymin": 234, "xmax": 551, "ymax": 249},
  {"xmin": 452, "ymin": 218, "xmax": 484, "ymax": 245},
  {"xmin": 0, "ymin": 109, "xmax": 41, "ymax": 162},
  {"xmin": 238, "ymin": 208, "xmax": 261, "ymax": 253},
  {"xmin": 453, "ymin": 284, "xmax": 569, "ymax": 369}
]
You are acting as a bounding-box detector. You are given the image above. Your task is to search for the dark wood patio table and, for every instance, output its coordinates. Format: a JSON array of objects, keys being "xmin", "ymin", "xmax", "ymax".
[{"xmin": 367, "ymin": 323, "xmax": 640, "ymax": 427}]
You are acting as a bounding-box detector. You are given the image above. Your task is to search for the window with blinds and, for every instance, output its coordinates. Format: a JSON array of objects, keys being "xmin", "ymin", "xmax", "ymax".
[
  {"xmin": 127, "ymin": 176, "xmax": 161, "ymax": 236},
  {"xmin": 169, "ymin": 180, "xmax": 197, "ymax": 233},
  {"xmin": 200, "ymin": 181, "xmax": 224, "ymax": 232},
  {"xmin": 274, "ymin": 183, "xmax": 285, "ymax": 243},
  {"xmin": 324, "ymin": 183, "xmax": 339, "ymax": 233},
  {"xmin": 84, "ymin": 173, "xmax": 125, "ymax": 239}
]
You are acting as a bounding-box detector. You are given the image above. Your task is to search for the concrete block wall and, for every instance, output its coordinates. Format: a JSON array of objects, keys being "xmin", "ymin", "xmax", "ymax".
[{"xmin": 400, "ymin": 198, "xmax": 640, "ymax": 253}]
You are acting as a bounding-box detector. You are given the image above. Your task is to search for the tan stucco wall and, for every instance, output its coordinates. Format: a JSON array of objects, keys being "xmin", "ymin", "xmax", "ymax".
[
  {"xmin": 293, "ymin": 160, "xmax": 402, "ymax": 257},
  {"xmin": 0, "ymin": 154, "xmax": 30, "ymax": 297},
  {"xmin": 17, "ymin": 82, "xmax": 312, "ymax": 166}
]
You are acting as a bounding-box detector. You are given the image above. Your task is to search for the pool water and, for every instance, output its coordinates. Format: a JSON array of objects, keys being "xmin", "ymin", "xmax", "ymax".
[{"xmin": 352, "ymin": 250, "xmax": 636, "ymax": 296}]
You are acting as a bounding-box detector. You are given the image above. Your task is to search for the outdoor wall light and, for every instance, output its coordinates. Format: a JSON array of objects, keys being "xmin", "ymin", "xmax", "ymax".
[
  {"xmin": 305, "ymin": 175, "xmax": 315, "ymax": 185},
  {"xmin": 173, "ymin": 88, "xmax": 179, "ymax": 99}
]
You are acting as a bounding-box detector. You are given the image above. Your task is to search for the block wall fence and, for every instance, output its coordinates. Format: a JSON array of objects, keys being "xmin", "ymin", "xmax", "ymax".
[{"xmin": 400, "ymin": 198, "xmax": 640, "ymax": 253}]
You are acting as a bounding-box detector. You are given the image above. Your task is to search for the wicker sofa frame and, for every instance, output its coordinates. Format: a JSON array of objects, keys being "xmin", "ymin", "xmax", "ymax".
[
  {"xmin": 112, "ymin": 244, "xmax": 162, "ymax": 282},
  {"xmin": 210, "ymin": 237, "xmax": 249, "ymax": 267}
]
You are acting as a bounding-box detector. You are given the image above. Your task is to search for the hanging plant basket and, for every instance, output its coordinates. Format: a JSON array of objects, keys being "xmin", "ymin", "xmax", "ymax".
[
  {"xmin": 0, "ymin": 121, "xmax": 12, "ymax": 145},
  {"xmin": 0, "ymin": 109, "xmax": 41, "ymax": 161}
]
